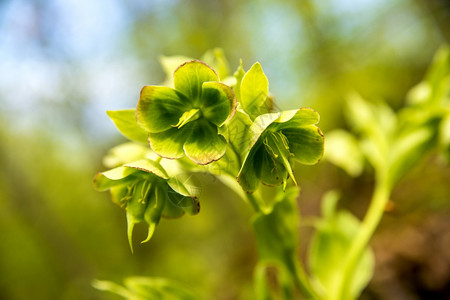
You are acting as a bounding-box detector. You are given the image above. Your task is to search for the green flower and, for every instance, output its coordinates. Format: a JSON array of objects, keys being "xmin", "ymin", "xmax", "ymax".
[
  {"xmin": 237, "ymin": 108, "xmax": 324, "ymax": 193},
  {"xmin": 93, "ymin": 158, "xmax": 199, "ymax": 252},
  {"xmin": 136, "ymin": 60, "xmax": 237, "ymax": 165}
]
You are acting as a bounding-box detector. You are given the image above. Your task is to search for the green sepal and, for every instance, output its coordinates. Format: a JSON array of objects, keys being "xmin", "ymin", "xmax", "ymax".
[
  {"xmin": 265, "ymin": 131, "xmax": 296, "ymax": 186},
  {"xmin": 142, "ymin": 183, "xmax": 167, "ymax": 243},
  {"xmin": 183, "ymin": 119, "xmax": 227, "ymax": 165},
  {"xmin": 126, "ymin": 180, "xmax": 152, "ymax": 252},
  {"xmin": 174, "ymin": 60, "xmax": 218, "ymax": 102},
  {"xmin": 106, "ymin": 109, "xmax": 149, "ymax": 143},
  {"xmin": 272, "ymin": 108, "xmax": 320, "ymax": 129},
  {"xmin": 93, "ymin": 159, "xmax": 168, "ymax": 191},
  {"xmin": 200, "ymin": 81, "xmax": 237, "ymax": 126},
  {"xmin": 167, "ymin": 177, "xmax": 200, "ymax": 216},
  {"xmin": 136, "ymin": 86, "xmax": 190, "ymax": 133},
  {"xmin": 237, "ymin": 145, "xmax": 262, "ymax": 193},
  {"xmin": 148, "ymin": 126, "xmax": 193, "ymax": 159},
  {"xmin": 259, "ymin": 146, "xmax": 288, "ymax": 187},
  {"xmin": 281, "ymin": 125, "xmax": 324, "ymax": 165}
]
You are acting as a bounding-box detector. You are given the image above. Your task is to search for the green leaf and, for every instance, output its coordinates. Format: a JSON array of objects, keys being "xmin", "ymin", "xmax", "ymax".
[
  {"xmin": 252, "ymin": 185, "xmax": 300, "ymax": 260},
  {"xmin": 137, "ymin": 86, "xmax": 190, "ymax": 133},
  {"xmin": 125, "ymin": 277, "xmax": 200, "ymax": 300},
  {"xmin": 107, "ymin": 109, "xmax": 149, "ymax": 143},
  {"xmin": 324, "ymin": 130, "xmax": 365, "ymax": 177},
  {"xmin": 148, "ymin": 126, "xmax": 193, "ymax": 159},
  {"xmin": 183, "ymin": 119, "xmax": 227, "ymax": 165},
  {"xmin": 240, "ymin": 62, "xmax": 269, "ymax": 119},
  {"xmin": 309, "ymin": 191, "xmax": 374, "ymax": 300},
  {"xmin": 281, "ymin": 125, "xmax": 324, "ymax": 165},
  {"xmin": 227, "ymin": 106, "xmax": 254, "ymax": 158},
  {"xmin": 388, "ymin": 126, "xmax": 435, "ymax": 185},
  {"xmin": 200, "ymin": 81, "xmax": 236, "ymax": 126},
  {"xmin": 173, "ymin": 60, "xmax": 218, "ymax": 102}
]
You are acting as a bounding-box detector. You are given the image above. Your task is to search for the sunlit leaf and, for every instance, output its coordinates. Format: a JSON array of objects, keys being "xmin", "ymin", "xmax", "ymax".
[
  {"xmin": 240, "ymin": 62, "xmax": 269, "ymax": 119},
  {"xmin": 107, "ymin": 109, "xmax": 148, "ymax": 143},
  {"xmin": 324, "ymin": 130, "xmax": 364, "ymax": 177}
]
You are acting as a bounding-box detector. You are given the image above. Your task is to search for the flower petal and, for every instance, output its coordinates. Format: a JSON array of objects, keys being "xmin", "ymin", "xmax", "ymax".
[
  {"xmin": 282, "ymin": 125, "xmax": 324, "ymax": 165},
  {"xmin": 183, "ymin": 120, "xmax": 227, "ymax": 165},
  {"xmin": 148, "ymin": 126, "xmax": 193, "ymax": 159},
  {"xmin": 200, "ymin": 82, "xmax": 236, "ymax": 126},
  {"xmin": 173, "ymin": 61, "xmax": 219, "ymax": 103},
  {"xmin": 136, "ymin": 86, "xmax": 190, "ymax": 133}
]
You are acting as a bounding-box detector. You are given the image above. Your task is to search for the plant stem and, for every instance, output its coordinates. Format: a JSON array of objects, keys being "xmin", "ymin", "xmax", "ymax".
[
  {"xmin": 334, "ymin": 174, "xmax": 391, "ymax": 300},
  {"xmin": 246, "ymin": 193, "xmax": 263, "ymax": 213}
]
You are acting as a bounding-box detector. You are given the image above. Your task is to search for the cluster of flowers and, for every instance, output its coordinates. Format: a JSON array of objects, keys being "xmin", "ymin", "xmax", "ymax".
[{"xmin": 94, "ymin": 58, "xmax": 324, "ymax": 249}]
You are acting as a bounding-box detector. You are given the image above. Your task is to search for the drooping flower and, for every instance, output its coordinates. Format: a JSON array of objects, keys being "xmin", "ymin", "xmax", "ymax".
[
  {"xmin": 136, "ymin": 60, "xmax": 237, "ymax": 165},
  {"xmin": 94, "ymin": 157, "xmax": 199, "ymax": 252},
  {"xmin": 237, "ymin": 108, "xmax": 324, "ymax": 193}
]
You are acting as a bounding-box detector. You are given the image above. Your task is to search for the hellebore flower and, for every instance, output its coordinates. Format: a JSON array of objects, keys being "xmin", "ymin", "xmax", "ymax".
[
  {"xmin": 136, "ymin": 60, "xmax": 237, "ymax": 165},
  {"xmin": 94, "ymin": 158, "xmax": 199, "ymax": 252},
  {"xmin": 237, "ymin": 108, "xmax": 324, "ymax": 193}
]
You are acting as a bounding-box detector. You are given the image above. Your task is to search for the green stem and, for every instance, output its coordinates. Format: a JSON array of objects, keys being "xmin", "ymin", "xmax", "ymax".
[
  {"xmin": 246, "ymin": 193, "xmax": 263, "ymax": 213},
  {"xmin": 334, "ymin": 173, "xmax": 391, "ymax": 300}
]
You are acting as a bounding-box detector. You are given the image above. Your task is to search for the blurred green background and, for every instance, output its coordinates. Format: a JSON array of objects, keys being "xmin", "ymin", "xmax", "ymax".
[{"xmin": 1, "ymin": 0, "xmax": 449, "ymax": 299}]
